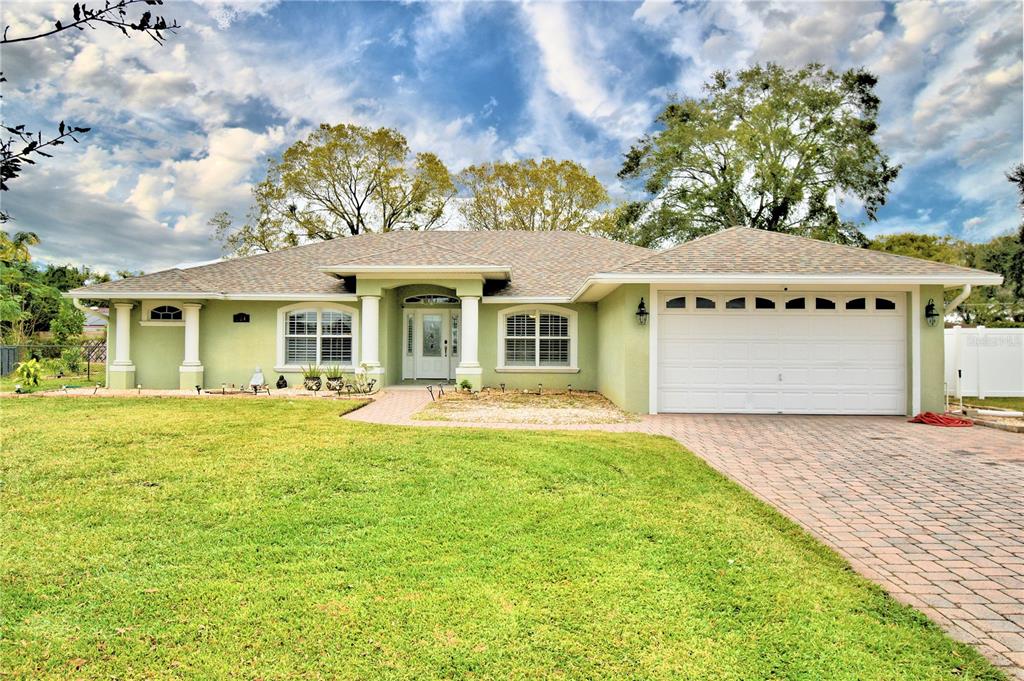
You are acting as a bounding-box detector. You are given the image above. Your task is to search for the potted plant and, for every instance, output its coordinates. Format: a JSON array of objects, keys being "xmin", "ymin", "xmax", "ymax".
[
  {"xmin": 302, "ymin": 365, "xmax": 322, "ymax": 391},
  {"xmin": 324, "ymin": 365, "xmax": 345, "ymax": 392}
]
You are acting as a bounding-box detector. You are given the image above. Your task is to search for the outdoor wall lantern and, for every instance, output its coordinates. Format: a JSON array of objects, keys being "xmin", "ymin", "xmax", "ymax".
[
  {"xmin": 924, "ymin": 298, "xmax": 939, "ymax": 327},
  {"xmin": 636, "ymin": 297, "xmax": 650, "ymax": 326}
]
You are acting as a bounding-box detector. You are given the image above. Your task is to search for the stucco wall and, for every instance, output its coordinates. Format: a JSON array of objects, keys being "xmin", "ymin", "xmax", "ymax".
[
  {"xmin": 108, "ymin": 299, "xmax": 367, "ymax": 390},
  {"xmin": 596, "ymin": 284, "xmax": 650, "ymax": 413},
  {"xmin": 477, "ymin": 302, "xmax": 599, "ymax": 391}
]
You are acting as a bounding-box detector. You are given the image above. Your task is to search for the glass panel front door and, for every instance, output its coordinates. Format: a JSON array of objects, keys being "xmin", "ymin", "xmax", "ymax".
[
  {"xmin": 416, "ymin": 312, "xmax": 448, "ymax": 378},
  {"xmin": 422, "ymin": 314, "xmax": 442, "ymax": 357}
]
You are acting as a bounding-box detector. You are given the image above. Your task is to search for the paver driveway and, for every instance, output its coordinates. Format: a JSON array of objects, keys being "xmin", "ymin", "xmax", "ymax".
[
  {"xmin": 348, "ymin": 391, "xmax": 1024, "ymax": 676},
  {"xmin": 647, "ymin": 415, "xmax": 1024, "ymax": 677}
]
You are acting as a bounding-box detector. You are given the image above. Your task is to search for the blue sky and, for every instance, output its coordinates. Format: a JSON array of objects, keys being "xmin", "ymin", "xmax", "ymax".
[{"xmin": 2, "ymin": 0, "xmax": 1021, "ymax": 273}]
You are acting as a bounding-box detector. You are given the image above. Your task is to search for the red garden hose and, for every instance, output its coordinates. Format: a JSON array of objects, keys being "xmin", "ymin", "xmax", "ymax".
[{"xmin": 908, "ymin": 412, "xmax": 973, "ymax": 427}]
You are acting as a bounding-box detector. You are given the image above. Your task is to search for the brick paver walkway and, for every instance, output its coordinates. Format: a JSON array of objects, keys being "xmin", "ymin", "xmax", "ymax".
[{"xmin": 349, "ymin": 390, "xmax": 1024, "ymax": 676}]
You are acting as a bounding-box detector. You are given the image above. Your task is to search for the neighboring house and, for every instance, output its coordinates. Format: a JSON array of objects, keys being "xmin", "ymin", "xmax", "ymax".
[
  {"xmin": 67, "ymin": 227, "xmax": 1001, "ymax": 415},
  {"xmin": 83, "ymin": 308, "xmax": 108, "ymax": 338}
]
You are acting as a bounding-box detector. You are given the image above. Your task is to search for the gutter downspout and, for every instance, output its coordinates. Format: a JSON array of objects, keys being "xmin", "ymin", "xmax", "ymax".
[
  {"xmin": 944, "ymin": 284, "xmax": 971, "ymax": 316},
  {"xmin": 73, "ymin": 298, "xmax": 109, "ymax": 320}
]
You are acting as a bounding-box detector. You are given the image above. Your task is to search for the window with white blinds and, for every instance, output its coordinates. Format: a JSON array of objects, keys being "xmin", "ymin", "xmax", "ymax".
[
  {"xmin": 501, "ymin": 309, "xmax": 572, "ymax": 368},
  {"xmin": 285, "ymin": 309, "xmax": 353, "ymax": 365}
]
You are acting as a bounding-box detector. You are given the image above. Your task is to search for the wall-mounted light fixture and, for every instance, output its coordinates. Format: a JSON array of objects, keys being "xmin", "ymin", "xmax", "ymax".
[
  {"xmin": 924, "ymin": 298, "xmax": 940, "ymax": 327},
  {"xmin": 636, "ymin": 297, "xmax": 649, "ymax": 326}
]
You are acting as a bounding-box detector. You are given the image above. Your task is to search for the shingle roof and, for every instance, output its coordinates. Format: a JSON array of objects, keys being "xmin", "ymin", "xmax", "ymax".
[
  {"xmin": 70, "ymin": 230, "xmax": 652, "ymax": 298},
  {"xmin": 612, "ymin": 227, "xmax": 1000, "ymax": 278},
  {"xmin": 333, "ymin": 241, "xmax": 507, "ymax": 268},
  {"xmin": 69, "ymin": 227, "xmax": 999, "ymax": 300}
]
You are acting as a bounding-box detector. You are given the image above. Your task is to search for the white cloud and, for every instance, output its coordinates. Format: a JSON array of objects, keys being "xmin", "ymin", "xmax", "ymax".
[{"xmin": 521, "ymin": 2, "xmax": 653, "ymax": 143}]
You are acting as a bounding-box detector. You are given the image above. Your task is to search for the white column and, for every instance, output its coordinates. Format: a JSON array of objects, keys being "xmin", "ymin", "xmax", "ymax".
[
  {"xmin": 360, "ymin": 295, "xmax": 381, "ymax": 369},
  {"xmin": 459, "ymin": 296, "xmax": 480, "ymax": 368},
  {"xmin": 113, "ymin": 303, "xmax": 134, "ymax": 367},
  {"xmin": 180, "ymin": 303, "xmax": 203, "ymax": 367}
]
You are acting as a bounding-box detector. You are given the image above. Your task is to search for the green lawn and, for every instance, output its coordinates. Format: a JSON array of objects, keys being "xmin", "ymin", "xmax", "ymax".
[
  {"xmin": 964, "ymin": 396, "xmax": 1024, "ymax": 412},
  {"xmin": 0, "ymin": 362, "xmax": 105, "ymax": 393},
  {"xmin": 0, "ymin": 399, "xmax": 1002, "ymax": 680}
]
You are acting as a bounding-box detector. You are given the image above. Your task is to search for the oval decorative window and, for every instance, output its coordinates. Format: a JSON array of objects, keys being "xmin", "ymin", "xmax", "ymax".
[
  {"xmin": 695, "ymin": 297, "xmax": 716, "ymax": 309},
  {"xmin": 815, "ymin": 297, "xmax": 836, "ymax": 310},
  {"xmin": 404, "ymin": 295, "xmax": 459, "ymax": 305},
  {"xmin": 233, "ymin": 312, "xmax": 250, "ymax": 323},
  {"xmin": 150, "ymin": 305, "xmax": 182, "ymax": 320},
  {"xmin": 785, "ymin": 297, "xmax": 806, "ymax": 310},
  {"xmin": 755, "ymin": 297, "xmax": 775, "ymax": 309},
  {"xmin": 725, "ymin": 297, "xmax": 746, "ymax": 309},
  {"xmin": 665, "ymin": 296, "xmax": 686, "ymax": 309},
  {"xmin": 875, "ymin": 297, "xmax": 896, "ymax": 311},
  {"xmin": 845, "ymin": 298, "xmax": 866, "ymax": 310}
]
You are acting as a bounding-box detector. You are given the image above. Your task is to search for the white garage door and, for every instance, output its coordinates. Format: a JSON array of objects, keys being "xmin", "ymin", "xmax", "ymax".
[{"xmin": 657, "ymin": 292, "xmax": 906, "ymax": 414}]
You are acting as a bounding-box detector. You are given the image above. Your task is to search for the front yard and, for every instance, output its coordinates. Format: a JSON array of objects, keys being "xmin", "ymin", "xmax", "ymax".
[{"xmin": 0, "ymin": 399, "xmax": 1002, "ymax": 679}]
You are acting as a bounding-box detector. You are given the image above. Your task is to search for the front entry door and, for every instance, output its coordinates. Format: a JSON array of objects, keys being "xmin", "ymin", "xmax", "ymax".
[{"xmin": 416, "ymin": 311, "xmax": 450, "ymax": 379}]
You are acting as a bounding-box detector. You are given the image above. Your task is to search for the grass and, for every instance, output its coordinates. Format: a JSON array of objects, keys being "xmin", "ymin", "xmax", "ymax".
[
  {"xmin": 0, "ymin": 399, "xmax": 1003, "ymax": 680},
  {"xmin": 414, "ymin": 389, "xmax": 638, "ymax": 424},
  {"xmin": 963, "ymin": 396, "xmax": 1024, "ymax": 412},
  {"xmin": 0, "ymin": 362, "xmax": 105, "ymax": 394}
]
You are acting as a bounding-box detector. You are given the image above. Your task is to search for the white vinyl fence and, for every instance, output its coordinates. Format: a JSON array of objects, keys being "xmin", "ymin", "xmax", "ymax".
[{"xmin": 945, "ymin": 326, "xmax": 1024, "ymax": 398}]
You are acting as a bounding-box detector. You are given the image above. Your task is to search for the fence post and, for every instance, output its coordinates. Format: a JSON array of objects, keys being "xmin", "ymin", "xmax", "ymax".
[
  {"xmin": 976, "ymin": 325, "xmax": 986, "ymax": 400},
  {"xmin": 953, "ymin": 325, "xmax": 962, "ymax": 399}
]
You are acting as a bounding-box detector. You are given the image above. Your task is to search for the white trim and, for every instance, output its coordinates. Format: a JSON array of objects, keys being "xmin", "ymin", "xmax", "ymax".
[
  {"xmin": 66, "ymin": 292, "xmax": 359, "ymax": 301},
  {"xmin": 572, "ymin": 272, "xmax": 1003, "ymax": 301},
  {"xmin": 495, "ymin": 367, "xmax": 580, "ymax": 374},
  {"xmin": 109, "ymin": 364, "xmax": 136, "ymax": 373},
  {"xmin": 648, "ymin": 284, "xmax": 658, "ymax": 415},
  {"xmin": 495, "ymin": 304, "xmax": 579, "ymax": 373},
  {"xmin": 275, "ymin": 301, "xmax": 359, "ymax": 372},
  {"xmin": 482, "ymin": 296, "xmax": 573, "ymax": 304},
  {"xmin": 139, "ymin": 320, "xmax": 186, "ymax": 327},
  {"xmin": 179, "ymin": 366, "xmax": 205, "ymax": 373},
  {"xmin": 911, "ymin": 286, "xmax": 921, "ymax": 415},
  {"xmin": 224, "ymin": 293, "xmax": 358, "ymax": 301},
  {"xmin": 319, "ymin": 264, "xmax": 511, "ymax": 276}
]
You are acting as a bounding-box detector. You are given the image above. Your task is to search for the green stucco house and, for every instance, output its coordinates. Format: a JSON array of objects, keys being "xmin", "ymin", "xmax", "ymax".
[{"xmin": 68, "ymin": 227, "xmax": 1001, "ymax": 415}]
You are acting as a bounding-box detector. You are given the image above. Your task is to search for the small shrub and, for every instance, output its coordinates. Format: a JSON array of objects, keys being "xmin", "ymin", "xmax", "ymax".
[
  {"xmin": 41, "ymin": 358, "xmax": 64, "ymax": 376},
  {"xmin": 61, "ymin": 347, "xmax": 84, "ymax": 373},
  {"xmin": 14, "ymin": 358, "xmax": 42, "ymax": 387},
  {"xmin": 459, "ymin": 379, "xmax": 473, "ymax": 392}
]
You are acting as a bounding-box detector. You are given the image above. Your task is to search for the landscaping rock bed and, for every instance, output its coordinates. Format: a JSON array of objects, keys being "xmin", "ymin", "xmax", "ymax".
[{"xmin": 413, "ymin": 389, "xmax": 638, "ymax": 425}]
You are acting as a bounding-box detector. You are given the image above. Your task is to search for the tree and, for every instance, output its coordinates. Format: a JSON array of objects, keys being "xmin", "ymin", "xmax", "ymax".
[
  {"xmin": 616, "ymin": 63, "xmax": 900, "ymax": 247},
  {"xmin": 210, "ymin": 171, "xmax": 299, "ymax": 257},
  {"xmin": 50, "ymin": 300, "xmax": 86, "ymax": 345},
  {"xmin": 216, "ymin": 124, "xmax": 456, "ymax": 255},
  {"xmin": 1, "ymin": 0, "xmax": 178, "ymax": 220},
  {"xmin": 0, "ymin": 230, "xmax": 40, "ymax": 264},
  {"xmin": 867, "ymin": 233, "xmax": 968, "ymax": 266},
  {"xmin": 0, "ymin": 231, "xmax": 107, "ymax": 342},
  {"xmin": 457, "ymin": 158, "xmax": 609, "ymax": 232}
]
